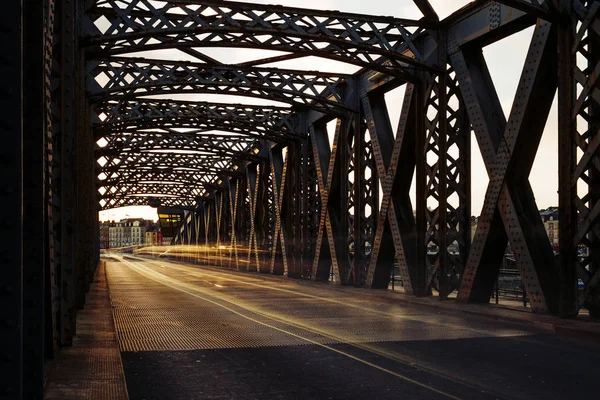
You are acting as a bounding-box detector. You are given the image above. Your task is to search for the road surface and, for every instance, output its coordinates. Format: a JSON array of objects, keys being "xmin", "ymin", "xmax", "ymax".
[{"xmin": 105, "ymin": 255, "xmax": 598, "ymax": 400}]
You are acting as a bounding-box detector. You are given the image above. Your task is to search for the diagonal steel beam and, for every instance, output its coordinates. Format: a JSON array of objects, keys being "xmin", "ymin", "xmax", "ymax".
[
  {"xmin": 309, "ymin": 118, "xmax": 351, "ymax": 283},
  {"xmin": 452, "ymin": 21, "xmax": 559, "ymax": 313},
  {"xmin": 361, "ymin": 83, "xmax": 418, "ymax": 292},
  {"xmin": 86, "ymin": 58, "xmax": 354, "ymax": 113}
]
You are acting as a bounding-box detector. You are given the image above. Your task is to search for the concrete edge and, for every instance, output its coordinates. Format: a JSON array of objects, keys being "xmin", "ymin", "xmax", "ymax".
[
  {"xmin": 44, "ymin": 260, "xmax": 130, "ymax": 400},
  {"xmin": 103, "ymin": 259, "xmax": 131, "ymax": 400}
]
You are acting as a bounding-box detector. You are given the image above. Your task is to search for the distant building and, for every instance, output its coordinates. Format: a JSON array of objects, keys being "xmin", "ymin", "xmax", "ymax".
[
  {"xmin": 145, "ymin": 231, "xmax": 163, "ymax": 246},
  {"xmin": 470, "ymin": 216, "xmax": 478, "ymax": 241},
  {"xmin": 540, "ymin": 207, "xmax": 559, "ymax": 248},
  {"xmin": 107, "ymin": 218, "xmax": 149, "ymax": 248}
]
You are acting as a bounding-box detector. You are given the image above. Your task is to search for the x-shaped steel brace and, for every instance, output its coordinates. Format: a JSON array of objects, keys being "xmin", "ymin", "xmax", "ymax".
[
  {"xmin": 452, "ymin": 21, "xmax": 559, "ymax": 313},
  {"xmin": 309, "ymin": 117, "xmax": 352, "ymax": 282},
  {"xmin": 246, "ymin": 164, "xmax": 261, "ymax": 272},
  {"xmin": 228, "ymin": 178, "xmax": 241, "ymax": 270},
  {"xmin": 361, "ymin": 84, "xmax": 419, "ymax": 292},
  {"xmin": 269, "ymin": 146, "xmax": 289, "ymax": 275},
  {"xmin": 214, "ymin": 191, "xmax": 225, "ymax": 268}
]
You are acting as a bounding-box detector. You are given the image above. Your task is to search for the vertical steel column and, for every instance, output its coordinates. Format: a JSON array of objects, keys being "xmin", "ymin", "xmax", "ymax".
[
  {"xmin": 0, "ymin": 1, "xmax": 23, "ymax": 398},
  {"xmin": 45, "ymin": 0, "xmax": 58, "ymax": 360},
  {"xmin": 352, "ymin": 112, "xmax": 367, "ymax": 287},
  {"xmin": 247, "ymin": 163, "xmax": 260, "ymax": 272},
  {"xmin": 270, "ymin": 145, "xmax": 289, "ymax": 275},
  {"xmin": 300, "ymin": 114, "xmax": 313, "ymax": 279},
  {"xmin": 414, "ymin": 79, "xmax": 429, "ymax": 296},
  {"xmin": 287, "ymin": 140, "xmax": 303, "ymax": 278},
  {"xmin": 299, "ymin": 123, "xmax": 320, "ymax": 279},
  {"xmin": 52, "ymin": 0, "xmax": 78, "ymax": 344},
  {"xmin": 22, "ymin": 1, "xmax": 48, "ymax": 396},
  {"xmin": 228, "ymin": 178, "xmax": 240, "ymax": 269},
  {"xmin": 258, "ymin": 159, "xmax": 272, "ymax": 273},
  {"xmin": 215, "ymin": 190, "xmax": 225, "ymax": 268},
  {"xmin": 204, "ymin": 199, "xmax": 212, "ymax": 247}
]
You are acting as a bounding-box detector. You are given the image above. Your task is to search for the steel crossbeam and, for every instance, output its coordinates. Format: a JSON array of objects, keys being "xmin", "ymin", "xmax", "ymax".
[
  {"xmin": 83, "ymin": 0, "xmax": 432, "ymax": 77},
  {"xmin": 97, "ymin": 132, "xmax": 259, "ymax": 159},
  {"xmin": 99, "ymin": 154, "xmax": 237, "ymax": 174},
  {"xmin": 87, "ymin": 58, "xmax": 353, "ymax": 113},
  {"xmin": 420, "ymin": 61, "xmax": 471, "ymax": 298},
  {"xmin": 94, "ymin": 100, "xmax": 299, "ymax": 140}
]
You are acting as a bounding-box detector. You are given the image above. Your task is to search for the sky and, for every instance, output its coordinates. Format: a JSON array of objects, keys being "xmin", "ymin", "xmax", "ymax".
[{"xmin": 98, "ymin": 0, "xmax": 559, "ymax": 222}]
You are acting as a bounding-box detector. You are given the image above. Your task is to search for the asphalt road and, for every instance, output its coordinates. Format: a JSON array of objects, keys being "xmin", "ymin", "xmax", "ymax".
[{"xmin": 105, "ymin": 255, "xmax": 599, "ymax": 400}]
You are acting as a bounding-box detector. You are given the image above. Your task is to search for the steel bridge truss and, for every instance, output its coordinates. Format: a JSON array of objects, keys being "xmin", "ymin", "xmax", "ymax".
[
  {"xmin": 93, "ymin": 0, "xmax": 600, "ymax": 317},
  {"xmin": 3, "ymin": 0, "xmax": 600, "ymax": 396}
]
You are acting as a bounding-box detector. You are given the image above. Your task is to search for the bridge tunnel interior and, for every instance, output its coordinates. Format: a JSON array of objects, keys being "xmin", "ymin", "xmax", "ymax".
[{"xmin": 2, "ymin": 0, "xmax": 600, "ymax": 398}]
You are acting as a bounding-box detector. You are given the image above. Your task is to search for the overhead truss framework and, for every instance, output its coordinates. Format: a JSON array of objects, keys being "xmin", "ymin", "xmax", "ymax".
[
  {"xmin": 83, "ymin": 0, "xmax": 434, "ymax": 77},
  {"xmin": 94, "ymin": 100, "xmax": 299, "ymax": 139},
  {"xmin": 88, "ymin": 0, "xmax": 598, "ymax": 318}
]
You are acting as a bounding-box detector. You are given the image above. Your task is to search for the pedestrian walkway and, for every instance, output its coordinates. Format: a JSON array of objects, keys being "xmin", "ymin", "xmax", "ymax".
[{"xmin": 45, "ymin": 261, "xmax": 128, "ymax": 400}]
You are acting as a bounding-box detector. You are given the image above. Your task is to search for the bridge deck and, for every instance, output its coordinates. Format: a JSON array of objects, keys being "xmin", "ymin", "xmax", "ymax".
[{"xmin": 105, "ymin": 255, "xmax": 598, "ymax": 400}]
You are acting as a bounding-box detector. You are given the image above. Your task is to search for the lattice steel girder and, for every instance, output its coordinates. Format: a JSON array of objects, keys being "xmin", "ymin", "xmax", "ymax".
[
  {"xmin": 563, "ymin": 0, "xmax": 600, "ymax": 317},
  {"xmin": 98, "ymin": 171, "xmax": 223, "ymax": 188},
  {"xmin": 99, "ymin": 151, "xmax": 237, "ymax": 171},
  {"xmin": 453, "ymin": 20, "xmax": 559, "ymax": 313},
  {"xmin": 99, "ymin": 168, "xmax": 238, "ymax": 189},
  {"xmin": 99, "ymin": 181, "xmax": 200, "ymax": 198},
  {"xmin": 362, "ymin": 84, "xmax": 419, "ymax": 292},
  {"xmin": 83, "ymin": 0, "xmax": 434, "ymax": 77},
  {"xmin": 99, "ymin": 159, "xmax": 239, "ymax": 184},
  {"xmin": 421, "ymin": 62, "xmax": 471, "ymax": 298},
  {"xmin": 97, "ymin": 132, "xmax": 260, "ymax": 161},
  {"xmin": 0, "ymin": 1, "xmax": 23, "ymax": 397},
  {"xmin": 101, "ymin": 195, "xmax": 197, "ymax": 210},
  {"xmin": 93, "ymin": 99, "xmax": 300, "ymax": 139},
  {"xmin": 87, "ymin": 58, "xmax": 355, "ymax": 113}
]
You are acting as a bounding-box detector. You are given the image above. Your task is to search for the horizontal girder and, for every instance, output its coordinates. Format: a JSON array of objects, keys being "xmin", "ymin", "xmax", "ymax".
[
  {"xmin": 87, "ymin": 58, "xmax": 354, "ymax": 113},
  {"xmin": 99, "ymin": 152, "xmax": 235, "ymax": 173},
  {"xmin": 84, "ymin": 0, "xmax": 432, "ymax": 77},
  {"xmin": 101, "ymin": 194, "xmax": 198, "ymax": 210},
  {"xmin": 94, "ymin": 99, "xmax": 300, "ymax": 140},
  {"xmin": 97, "ymin": 131, "xmax": 260, "ymax": 159}
]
